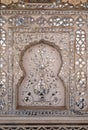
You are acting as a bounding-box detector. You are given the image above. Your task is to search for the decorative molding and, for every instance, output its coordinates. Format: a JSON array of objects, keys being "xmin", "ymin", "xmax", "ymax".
[
  {"xmin": 0, "ymin": 124, "xmax": 88, "ymax": 130},
  {"xmin": 0, "ymin": 0, "xmax": 88, "ymax": 9}
]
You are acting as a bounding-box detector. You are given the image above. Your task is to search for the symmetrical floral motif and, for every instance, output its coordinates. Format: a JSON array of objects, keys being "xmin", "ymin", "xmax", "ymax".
[
  {"xmin": 18, "ymin": 42, "xmax": 65, "ymax": 108},
  {"xmin": 36, "ymin": 17, "xmax": 47, "ymax": 26},
  {"xmin": 9, "ymin": 16, "xmax": 35, "ymax": 26},
  {"xmin": 12, "ymin": 28, "xmax": 69, "ymax": 111},
  {"xmin": 76, "ymin": 17, "xmax": 86, "ymax": 27},
  {"xmin": 8, "ymin": 16, "xmax": 74, "ymax": 27},
  {"xmin": 75, "ymin": 30, "xmax": 86, "ymax": 55},
  {"xmin": 49, "ymin": 16, "xmax": 74, "ymax": 27}
]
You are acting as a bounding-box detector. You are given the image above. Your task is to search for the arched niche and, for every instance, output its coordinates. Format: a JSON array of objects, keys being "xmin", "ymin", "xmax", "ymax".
[{"xmin": 16, "ymin": 40, "xmax": 66, "ymax": 109}]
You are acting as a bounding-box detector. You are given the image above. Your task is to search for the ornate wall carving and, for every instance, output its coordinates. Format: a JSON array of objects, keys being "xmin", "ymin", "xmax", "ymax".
[
  {"xmin": 0, "ymin": 0, "xmax": 88, "ymax": 128},
  {"xmin": 0, "ymin": 0, "xmax": 88, "ymax": 9},
  {"xmin": 17, "ymin": 40, "xmax": 66, "ymax": 109}
]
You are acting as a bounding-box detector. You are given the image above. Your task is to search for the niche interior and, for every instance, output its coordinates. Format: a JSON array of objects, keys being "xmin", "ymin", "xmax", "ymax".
[{"xmin": 17, "ymin": 40, "xmax": 66, "ymax": 109}]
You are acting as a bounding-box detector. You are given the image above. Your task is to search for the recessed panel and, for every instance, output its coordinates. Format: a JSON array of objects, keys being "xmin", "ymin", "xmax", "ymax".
[{"xmin": 18, "ymin": 42, "xmax": 65, "ymax": 109}]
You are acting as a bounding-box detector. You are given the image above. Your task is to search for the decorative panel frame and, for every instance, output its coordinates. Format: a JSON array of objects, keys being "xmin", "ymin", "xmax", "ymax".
[{"xmin": 0, "ymin": 0, "xmax": 88, "ymax": 129}]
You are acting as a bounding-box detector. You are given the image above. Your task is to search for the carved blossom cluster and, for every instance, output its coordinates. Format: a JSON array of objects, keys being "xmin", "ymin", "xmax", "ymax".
[{"xmin": 62, "ymin": 0, "xmax": 88, "ymax": 5}]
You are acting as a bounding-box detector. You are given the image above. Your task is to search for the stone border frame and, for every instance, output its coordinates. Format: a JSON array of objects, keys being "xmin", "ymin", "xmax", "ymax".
[
  {"xmin": 0, "ymin": 123, "xmax": 88, "ymax": 129},
  {"xmin": 10, "ymin": 27, "xmax": 71, "ymax": 116},
  {"xmin": 0, "ymin": 8, "xmax": 88, "ymax": 126},
  {"xmin": 0, "ymin": 0, "xmax": 88, "ymax": 9}
]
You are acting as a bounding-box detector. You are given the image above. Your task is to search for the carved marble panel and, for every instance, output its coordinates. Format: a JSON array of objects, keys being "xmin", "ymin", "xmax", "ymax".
[
  {"xmin": 10, "ymin": 27, "xmax": 71, "ymax": 112},
  {"xmin": 0, "ymin": 1, "xmax": 88, "ymax": 128}
]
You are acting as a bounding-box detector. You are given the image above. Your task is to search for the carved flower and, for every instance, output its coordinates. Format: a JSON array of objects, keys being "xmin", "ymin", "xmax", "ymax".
[
  {"xmin": 1, "ymin": 0, "xmax": 18, "ymax": 5},
  {"xmin": 62, "ymin": 0, "xmax": 88, "ymax": 5}
]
